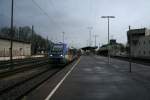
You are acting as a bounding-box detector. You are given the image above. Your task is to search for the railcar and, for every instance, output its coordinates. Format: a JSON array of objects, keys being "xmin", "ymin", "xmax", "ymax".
[{"xmin": 48, "ymin": 43, "xmax": 78, "ymax": 66}]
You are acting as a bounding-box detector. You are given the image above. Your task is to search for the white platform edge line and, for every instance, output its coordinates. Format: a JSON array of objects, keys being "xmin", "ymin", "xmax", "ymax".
[{"xmin": 45, "ymin": 58, "xmax": 81, "ymax": 100}]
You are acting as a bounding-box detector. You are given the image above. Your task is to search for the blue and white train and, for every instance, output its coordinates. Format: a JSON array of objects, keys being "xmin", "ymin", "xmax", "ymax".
[{"xmin": 48, "ymin": 43, "xmax": 78, "ymax": 65}]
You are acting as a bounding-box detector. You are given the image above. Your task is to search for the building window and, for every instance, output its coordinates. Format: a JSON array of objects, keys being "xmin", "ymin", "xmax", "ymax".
[
  {"xmin": 143, "ymin": 41, "xmax": 145, "ymax": 45},
  {"xmin": 149, "ymin": 40, "xmax": 150, "ymax": 44}
]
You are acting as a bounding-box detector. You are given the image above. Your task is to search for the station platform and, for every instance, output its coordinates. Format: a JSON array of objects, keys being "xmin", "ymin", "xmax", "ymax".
[{"xmin": 45, "ymin": 56, "xmax": 150, "ymax": 100}]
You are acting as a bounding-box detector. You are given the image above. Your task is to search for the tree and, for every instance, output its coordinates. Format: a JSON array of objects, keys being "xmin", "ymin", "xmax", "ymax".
[{"xmin": 0, "ymin": 26, "xmax": 53, "ymax": 55}]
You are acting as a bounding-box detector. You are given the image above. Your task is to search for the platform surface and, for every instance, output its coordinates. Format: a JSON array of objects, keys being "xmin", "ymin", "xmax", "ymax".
[{"xmin": 48, "ymin": 56, "xmax": 150, "ymax": 100}]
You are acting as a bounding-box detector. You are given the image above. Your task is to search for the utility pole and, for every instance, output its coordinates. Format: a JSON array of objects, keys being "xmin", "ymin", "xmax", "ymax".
[
  {"xmin": 18, "ymin": 27, "xmax": 21, "ymax": 40},
  {"xmin": 101, "ymin": 16, "xmax": 115, "ymax": 64},
  {"xmin": 99, "ymin": 43, "xmax": 101, "ymax": 48},
  {"xmin": 17, "ymin": 28, "xmax": 19, "ymax": 40},
  {"xmin": 46, "ymin": 36, "xmax": 49, "ymax": 53},
  {"xmin": 31, "ymin": 25, "xmax": 34, "ymax": 39},
  {"xmin": 87, "ymin": 27, "xmax": 93, "ymax": 46},
  {"xmin": 94, "ymin": 35, "xmax": 98, "ymax": 47},
  {"xmin": 62, "ymin": 32, "xmax": 65, "ymax": 55},
  {"xmin": 10, "ymin": 0, "xmax": 14, "ymax": 67},
  {"xmin": 62, "ymin": 32, "xmax": 65, "ymax": 44},
  {"xmin": 31, "ymin": 25, "xmax": 34, "ymax": 44},
  {"xmin": 31, "ymin": 25, "xmax": 34, "ymax": 55},
  {"xmin": 129, "ymin": 26, "xmax": 132, "ymax": 72},
  {"xmin": 86, "ymin": 40, "xmax": 89, "ymax": 46}
]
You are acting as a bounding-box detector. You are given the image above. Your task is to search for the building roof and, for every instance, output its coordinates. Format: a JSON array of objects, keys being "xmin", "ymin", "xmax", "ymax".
[
  {"xmin": 81, "ymin": 46, "xmax": 98, "ymax": 51},
  {"xmin": 127, "ymin": 28, "xmax": 146, "ymax": 36},
  {"xmin": 0, "ymin": 36, "xmax": 31, "ymax": 44}
]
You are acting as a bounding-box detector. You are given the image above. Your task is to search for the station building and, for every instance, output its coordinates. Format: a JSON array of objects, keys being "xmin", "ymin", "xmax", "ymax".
[
  {"xmin": 0, "ymin": 37, "xmax": 31, "ymax": 57},
  {"xmin": 127, "ymin": 28, "xmax": 150, "ymax": 59}
]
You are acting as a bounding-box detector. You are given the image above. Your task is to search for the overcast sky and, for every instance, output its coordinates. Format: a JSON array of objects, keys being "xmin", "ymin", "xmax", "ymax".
[{"xmin": 0, "ymin": 0, "xmax": 150, "ymax": 48}]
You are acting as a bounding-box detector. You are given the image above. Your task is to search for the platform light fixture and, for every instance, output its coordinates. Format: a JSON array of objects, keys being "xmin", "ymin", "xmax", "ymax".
[{"xmin": 101, "ymin": 16, "xmax": 115, "ymax": 64}]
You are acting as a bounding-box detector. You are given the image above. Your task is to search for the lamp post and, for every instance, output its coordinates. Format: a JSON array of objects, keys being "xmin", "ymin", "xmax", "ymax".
[
  {"xmin": 62, "ymin": 32, "xmax": 65, "ymax": 44},
  {"xmin": 101, "ymin": 16, "xmax": 115, "ymax": 64}
]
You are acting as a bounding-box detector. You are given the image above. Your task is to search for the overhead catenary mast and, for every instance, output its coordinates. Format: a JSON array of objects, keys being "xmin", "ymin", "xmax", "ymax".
[{"xmin": 10, "ymin": 0, "xmax": 14, "ymax": 67}]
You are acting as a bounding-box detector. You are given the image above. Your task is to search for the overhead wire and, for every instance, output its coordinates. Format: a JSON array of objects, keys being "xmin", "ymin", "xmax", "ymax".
[{"xmin": 31, "ymin": 0, "xmax": 63, "ymax": 31}]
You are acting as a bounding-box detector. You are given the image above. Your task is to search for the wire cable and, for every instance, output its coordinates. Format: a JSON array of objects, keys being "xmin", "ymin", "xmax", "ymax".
[{"xmin": 31, "ymin": 0, "xmax": 63, "ymax": 31}]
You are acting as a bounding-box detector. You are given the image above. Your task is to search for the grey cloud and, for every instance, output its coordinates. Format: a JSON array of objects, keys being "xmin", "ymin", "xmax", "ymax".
[{"xmin": 1, "ymin": 0, "xmax": 150, "ymax": 48}]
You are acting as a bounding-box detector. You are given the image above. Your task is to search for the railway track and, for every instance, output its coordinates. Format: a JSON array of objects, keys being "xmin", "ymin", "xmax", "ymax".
[
  {"xmin": 0, "ymin": 58, "xmax": 75, "ymax": 100},
  {"xmin": 0, "ymin": 55, "xmax": 78, "ymax": 100},
  {"xmin": 0, "ymin": 58, "xmax": 49, "ymax": 78},
  {"xmin": 0, "ymin": 57, "xmax": 48, "ymax": 70},
  {"xmin": 0, "ymin": 64, "xmax": 62, "ymax": 100}
]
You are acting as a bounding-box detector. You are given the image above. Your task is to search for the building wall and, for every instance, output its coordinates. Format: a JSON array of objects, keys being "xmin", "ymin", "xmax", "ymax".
[
  {"xmin": 131, "ymin": 36, "xmax": 150, "ymax": 58},
  {"xmin": 128, "ymin": 28, "xmax": 150, "ymax": 59},
  {"xmin": 110, "ymin": 45, "xmax": 122, "ymax": 56},
  {"xmin": 98, "ymin": 43, "xmax": 125, "ymax": 56},
  {"xmin": 0, "ymin": 39, "xmax": 10, "ymax": 57},
  {"xmin": 145, "ymin": 29, "xmax": 150, "ymax": 36},
  {"xmin": 0, "ymin": 39, "xmax": 31, "ymax": 57}
]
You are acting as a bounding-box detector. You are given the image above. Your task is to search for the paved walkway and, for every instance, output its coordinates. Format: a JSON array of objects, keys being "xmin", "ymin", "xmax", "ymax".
[{"xmin": 50, "ymin": 56, "xmax": 150, "ymax": 100}]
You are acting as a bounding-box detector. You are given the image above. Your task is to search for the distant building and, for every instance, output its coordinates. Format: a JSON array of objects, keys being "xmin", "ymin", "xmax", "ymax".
[
  {"xmin": 0, "ymin": 37, "xmax": 31, "ymax": 57},
  {"xmin": 109, "ymin": 39, "xmax": 125, "ymax": 56},
  {"xmin": 81, "ymin": 46, "xmax": 98, "ymax": 55},
  {"xmin": 110, "ymin": 39, "xmax": 116, "ymax": 45},
  {"xmin": 97, "ymin": 39, "xmax": 125, "ymax": 56},
  {"xmin": 127, "ymin": 28, "xmax": 150, "ymax": 59}
]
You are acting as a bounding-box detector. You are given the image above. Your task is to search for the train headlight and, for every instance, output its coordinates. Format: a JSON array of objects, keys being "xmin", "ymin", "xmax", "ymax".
[
  {"xmin": 50, "ymin": 54, "xmax": 53, "ymax": 56},
  {"xmin": 60, "ymin": 54, "xmax": 63, "ymax": 57}
]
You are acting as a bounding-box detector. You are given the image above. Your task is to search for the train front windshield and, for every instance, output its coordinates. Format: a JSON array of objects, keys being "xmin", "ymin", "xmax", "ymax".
[{"xmin": 51, "ymin": 45, "xmax": 63, "ymax": 54}]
